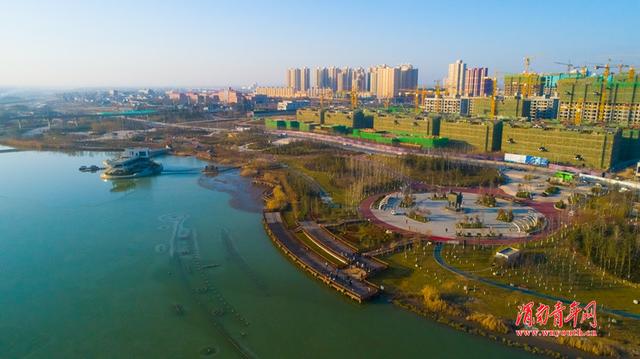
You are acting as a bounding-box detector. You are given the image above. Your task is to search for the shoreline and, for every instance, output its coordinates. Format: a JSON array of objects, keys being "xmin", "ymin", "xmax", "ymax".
[{"xmin": 3, "ymin": 141, "xmax": 619, "ymax": 358}]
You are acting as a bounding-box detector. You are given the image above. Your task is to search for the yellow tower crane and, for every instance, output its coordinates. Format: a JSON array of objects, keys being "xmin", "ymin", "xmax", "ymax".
[
  {"xmin": 350, "ymin": 84, "xmax": 358, "ymax": 110},
  {"xmin": 522, "ymin": 56, "xmax": 538, "ymax": 98},
  {"xmin": 490, "ymin": 77, "xmax": 498, "ymax": 118},
  {"xmin": 594, "ymin": 61, "xmax": 612, "ymax": 123},
  {"xmin": 434, "ymin": 80, "xmax": 442, "ymax": 113},
  {"xmin": 412, "ymin": 86, "xmax": 427, "ymax": 114},
  {"xmin": 616, "ymin": 63, "xmax": 630, "ymax": 74},
  {"xmin": 614, "ymin": 63, "xmax": 637, "ymax": 81}
]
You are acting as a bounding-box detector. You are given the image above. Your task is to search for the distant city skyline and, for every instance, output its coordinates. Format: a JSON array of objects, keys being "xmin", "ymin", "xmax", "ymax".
[{"xmin": 1, "ymin": 0, "xmax": 639, "ymax": 88}]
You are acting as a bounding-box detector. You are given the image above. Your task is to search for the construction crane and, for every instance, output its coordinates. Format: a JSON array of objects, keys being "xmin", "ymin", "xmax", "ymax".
[
  {"xmin": 615, "ymin": 63, "xmax": 630, "ymax": 74},
  {"xmin": 319, "ymin": 88, "xmax": 334, "ymax": 110},
  {"xmin": 554, "ymin": 61, "xmax": 575, "ymax": 73},
  {"xmin": 413, "ymin": 86, "xmax": 420, "ymax": 113},
  {"xmin": 490, "ymin": 77, "xmax": 498, "ymax": 118},
  {"xmin": 523, "ymin": 57, "xmax": 532, "ymax": 74},
  {"xmin": 612, "ymin": 63, "xmax": 637, "ymax": 81},
  {"xmin": 522, "ymin": 56, "xmax": 537, "ymax": 98},
  {"xmin": 411, "ymin": 86, "xmax": 428, "ymax": 113},
  {"xmin": 594, "ymin": 60, "xmax": 612, "ymax": 123},
  {"xmin": 350, "ymin": 83, "xmax": 358, "ymax": 110},
  {"xmin": 434, "ymin": 81, "xmax": 442, "ymax": 114}
]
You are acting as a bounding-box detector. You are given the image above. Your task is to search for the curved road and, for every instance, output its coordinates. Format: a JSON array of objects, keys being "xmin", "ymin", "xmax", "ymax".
[{"xmin": 433, "ymin": 243, "xmax": 640, "ymax": 320}]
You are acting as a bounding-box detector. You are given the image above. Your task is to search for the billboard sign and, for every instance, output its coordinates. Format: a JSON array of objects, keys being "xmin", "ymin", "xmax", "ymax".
[
  {"xmin": 525, "ymin": 155, "xmax": 549, "ymax": 167},
  {"xmin": 504, "ymin": 153, "xmax": 549, "ymax": 167}
]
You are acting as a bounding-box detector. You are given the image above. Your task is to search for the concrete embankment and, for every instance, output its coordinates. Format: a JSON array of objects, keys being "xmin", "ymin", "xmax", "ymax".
[{"xmin": 263, "ymin": 212, "xmax": 379, "ymax": 303}]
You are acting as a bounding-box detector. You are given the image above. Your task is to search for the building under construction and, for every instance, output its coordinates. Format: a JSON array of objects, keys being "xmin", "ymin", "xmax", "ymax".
[
  {"xmin": 436, "ymin": 119, "xmax": 503, "ymax": 152},
  {"xmin": 367, "ymin": 110, "xmax": 439, "ymax": 135},
  {"xmin": 469, "ymin": 97, "xmax": 528, "ymax": 119},
  {"xmin": 557, "ymin": 73, "xmax": 640, "ymax": 127},
  {"xmin": 423, "ymin": 97, "xmax": 469, "ymax": 116},
  {"xmin": 503, "ymin": 73, "xmax": 543, "ymax": 97},
  {"xmin": 322, "ymin": 109, "xmax": 373, "ymax": 129},
  {"xmin": 296, "ymin": 108, "xmax": 325, "ymax": 123},
  {"xmin": 290, "ymin": 107, "xmax": 640, "ymax": 170},
  {"xmin": 501, "ymin": 123, "xmax": 621, "ymax": 169}
]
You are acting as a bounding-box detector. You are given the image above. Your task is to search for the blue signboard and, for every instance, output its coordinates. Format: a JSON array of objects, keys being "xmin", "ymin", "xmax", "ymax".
[{"xmin": 525, "ymin": 155, "xmax": 549, "ymax": 167}]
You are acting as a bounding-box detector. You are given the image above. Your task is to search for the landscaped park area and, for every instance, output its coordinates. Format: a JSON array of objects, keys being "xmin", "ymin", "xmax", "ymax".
[{"xmin": 371, "ymin": 190, "xmax": 545, "ymax": 240}]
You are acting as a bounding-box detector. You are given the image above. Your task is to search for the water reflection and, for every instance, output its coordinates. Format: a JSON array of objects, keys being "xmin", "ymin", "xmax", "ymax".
[{"xmin": 109, "ymin": 179, "xmax": 137, "ymax": 193}]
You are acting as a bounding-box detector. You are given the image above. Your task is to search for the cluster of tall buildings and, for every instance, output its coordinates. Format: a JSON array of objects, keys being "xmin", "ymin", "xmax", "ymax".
[
  {"xmin": 445, "ymin": 60, "xmax": 493, "ymax": 97},
  {"xmin": 286, "ymin": 68, "xmax": 311, "ymax": 92},
  {"xmin": 284, "ymin": 64, "xmax": 418, "ymax": 99}
]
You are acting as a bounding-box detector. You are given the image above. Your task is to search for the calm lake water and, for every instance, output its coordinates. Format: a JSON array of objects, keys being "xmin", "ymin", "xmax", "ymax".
[{"xmin": 0, "ymin": 150, "xmax": 533, "ymax": 358}]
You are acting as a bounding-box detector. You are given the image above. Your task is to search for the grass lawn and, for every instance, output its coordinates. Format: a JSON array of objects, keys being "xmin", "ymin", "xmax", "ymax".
[
  {"xmin": 374, "ymin": 240, "xmax": 640, "ymax": 355},
  {"xmin": 285, "ymin": 158, "xmax": 347, "ymax": 204}
]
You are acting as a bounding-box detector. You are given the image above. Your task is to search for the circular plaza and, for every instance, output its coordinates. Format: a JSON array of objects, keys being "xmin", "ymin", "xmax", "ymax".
[{"xmin": 367, "ymin": 190, "xmax": 546, "ymax": 240}]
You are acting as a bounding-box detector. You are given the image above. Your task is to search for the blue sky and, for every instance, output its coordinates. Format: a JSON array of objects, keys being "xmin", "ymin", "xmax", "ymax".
[{"xmin": 1, "ymin": 0, "xmax": 638, "ymax": 88}]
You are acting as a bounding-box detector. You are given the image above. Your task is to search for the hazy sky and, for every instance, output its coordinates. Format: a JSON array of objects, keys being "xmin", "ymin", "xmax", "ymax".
[{"xmin": 1, "ymin": 0, "xmax": 639, "ymax": 88}]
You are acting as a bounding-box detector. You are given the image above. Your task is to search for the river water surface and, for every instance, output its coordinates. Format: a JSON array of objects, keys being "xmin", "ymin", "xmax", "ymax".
[{"xmin": 0, "ymin": 150, "xmax": 533, "ymax": 358}]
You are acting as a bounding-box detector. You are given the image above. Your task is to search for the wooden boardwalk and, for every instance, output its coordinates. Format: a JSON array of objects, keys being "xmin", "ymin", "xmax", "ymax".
[
  {"xmin": 299, "ymin": 221, "xmax": 387, "ymax": 275},
  {"xmin": 263, "ymin": 212, "xmax": 379, "ymax": 303}
]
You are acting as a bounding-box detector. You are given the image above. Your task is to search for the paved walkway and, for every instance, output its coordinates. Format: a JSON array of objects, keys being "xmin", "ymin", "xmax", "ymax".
[
  {"xmin": 359, "ymin": 185, "xmax": 560, "ymax": 245},
  {"xmin": 264, "ymin": 213, "xmax": 378, "ymax": 301},
  {"xmin": 433, "ymin": 243, "xmax": 640, "ymax": 320},
  {"xmin": 372, "ymin": 192, "xmax": 537, "ymax": 239},
  {"xmin": 299, "ymin": 221, "xmax": 386, "ymax": 274}
]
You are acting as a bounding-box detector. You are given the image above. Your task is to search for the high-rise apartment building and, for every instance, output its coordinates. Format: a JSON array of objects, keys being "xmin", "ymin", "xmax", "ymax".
[
  {"xmin": 286, "ymin": 68, "xmax": 297, "ymax": 90},
  {"xmin": 328, "ymin": 67, "xmax": 339, "ymax": 91},
  {"xmin": 335, "ymin": 67, "xmax": 352, "ymax": 92},
  {"xmin": 398, "ymin": 64, "xmax": 419, "ymax": 90},
  {"xmin": 314, "ymin": 67, "xmax": 330, "ymax": 89},
  {"xmin": 352, "ymin": 68, "xmax": 368, "ymax": 92},
  {"xmin": 285, "ymin": 67, "xmax": 310, "ymax": 91},
  {"xmin": 289, "ymin": 64, "xmax": 418, "ymax": 98},
  {"xmin": 368, "ymin": 66, "xmax": 378, "ymax": 94},
  {"xmin": 464, "ymin": 67, "xmax": 489, "ymax": 97},
  {"xmin": 447, "ymin": 60, "xmax": 467, "ymax": 97},
  {"xmin": 300, "ymin": 67, "xmax": 310, "ymax": 92},
  {"xmin": 372, "ymin": 65, "xmax": 400, "ymax": 99}
]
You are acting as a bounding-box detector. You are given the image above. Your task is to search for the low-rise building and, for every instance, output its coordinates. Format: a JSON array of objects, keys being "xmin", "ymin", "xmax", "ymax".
[
  {"xmin": 495, "ymin": 247, "xmax": 520, "ymax": 263},
  {"xmin": 277, "ymin": 100, "xmax": 310, "ymax": 111},
  {"xmin": 423, "ymin": 97, "xmax": 469, "ymax": 115}
]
